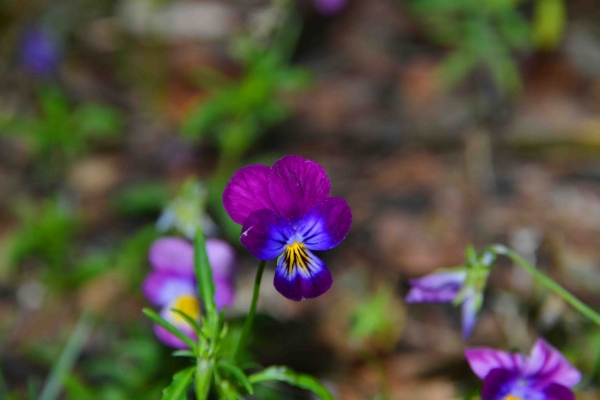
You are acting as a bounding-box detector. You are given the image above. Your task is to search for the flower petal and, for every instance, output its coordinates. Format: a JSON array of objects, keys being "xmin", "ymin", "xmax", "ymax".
[
  {"xmin": 465, "ymin": 348, "xmax": 525, "ymax": 380},
  {"xmin": 223, "ymin": 164, "xmax": 276, "ymax": 224},
  {"xmin": 523, "ymin": 339, "xmax": 581, "ymax": 388},
  {"xmin": 240, "ymin": 209, "xmax": 291, "ymax": 260},
  {"xmin": 405, "ymin": 270, "xmax": 466, "ymax": 303},
  {"xmin": 274, "ymin": 248, "xmax": 332, "ymax": 301},
  {"xmin": 461, "ymin": 290, "xmax": 480, "ymax": 339},
  {"xmin": 214, "ymin": 278, "xmax": 235, "ymax": 310},
  {"xmin": 154, "ymin": 302, "xmax": 198, "ymax": 349},
  {"xmin": 206, "ymin": 238, "xmax": 237, "ymax": 281},
  {"xmin": 542, "ymin": 383, "xmax": 575, "ymax": 400},
  {"xmin": 142, "ymin": 271, "xmax": 196, "ymax": 306},
  {"xmin": 268, "ymin": 156, "xmax": 331, "ymax": 222},
  {"xmin": 480, "ymin": 368, "xmax": 516, "ymax": 400},
  {"xmin": 149, "ymin": 237, "xmax": 194, "ymax": 276},
  {"xmin": 296, "ymin": 197, "xmax": 352, "ymax": 251}
]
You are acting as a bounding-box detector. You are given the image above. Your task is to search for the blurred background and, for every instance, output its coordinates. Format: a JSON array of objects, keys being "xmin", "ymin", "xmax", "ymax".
[{"xmin": 2, "ymin": 0, "xmax": 600, "ymax": 398}]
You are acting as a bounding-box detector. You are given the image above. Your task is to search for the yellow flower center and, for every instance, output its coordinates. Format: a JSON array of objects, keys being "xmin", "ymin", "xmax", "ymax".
[
  {"xmin": 171, "ymin": 295, "xmax": 200, "ymax": 325},
  {"xmin": 504, "ymin": 396, "xmax": 522, "ymax": 400},
  {"xmin": 284, "ymin": 241, "xmax": 310, "ymax": 274}
]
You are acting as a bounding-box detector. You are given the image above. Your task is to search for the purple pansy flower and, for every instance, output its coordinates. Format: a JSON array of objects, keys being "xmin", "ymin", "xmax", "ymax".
[
  {"xmin": 20, "ymin": 27, "xmax": 61, "ymax": 76},
  {"xmin": 466, "ymin": 339, "xmax": 581, "ymax": 400},
  {"xmin": 223, "ymin": 156, "xmax": 352, "ymax": 301},
  {"xmin": 313, "ymin": 0, "xmax": 347, "ymax": 15},
  {"xmin": 406, "ymin": 267, "xmax": 487, "ymax": 339},
  {"xmin": 142, "ymin": 237, "xmax": 237, "ymax": 348}
]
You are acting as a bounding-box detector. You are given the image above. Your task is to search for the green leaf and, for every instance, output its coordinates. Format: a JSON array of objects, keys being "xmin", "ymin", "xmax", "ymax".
[
  {"xmin": 73, "ymin": 104, "xmax": 123, "ymax": 138},
  {"xmin": 533, "ymin": 0, "xmax": 566, "ymax": 51},
  {"xmin": 171, "ymin": 309, "xmax": 203, "ymax": 336},
  {"xmin": 161, "ymin": 367, "xmax": 194, "ymax": 400},
  {"xmin": 142, "ymin": 308, "xmax": 197, "ymax": 351},
  {"xmin": 172, "ymin": 350, "xmax": 195, "ymax": 358},
  {"xmin": 249, "ymin": 366, "xmax": 334, "ymax": 400},
  {"xmin": 217, "ymin": 362, "xmax": 253, "ymax": 394},
  {"xmin": 193, "ymin": 230, "xmax": 216, "ymax": 320}
]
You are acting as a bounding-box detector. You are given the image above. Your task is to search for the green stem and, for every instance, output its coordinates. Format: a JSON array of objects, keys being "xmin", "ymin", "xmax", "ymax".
[
  {"xmin": 233, "ymin": 259, "xmax": 266, "ymax": 362},
  {"xmin": 195, "ymin": 357, "xmax": 215, "ymax": 400},
  {"xmin": 495, "ymin": 245, "xmax": 600, "ymax": 327}
]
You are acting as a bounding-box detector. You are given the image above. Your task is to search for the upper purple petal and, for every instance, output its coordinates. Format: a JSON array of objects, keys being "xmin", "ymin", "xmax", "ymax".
[
  {"xmin": 405, "ymin": 270, "xmax": 466, "ymax": 303},
  {"xmin": 296, "ymin": 197, "xmax": 352, "ymax": 251},
  {"xmin": 268, "ymin": 156, "xmax": 331, "ymax": 222},
  {"xmin": 206, "ymin": 238, "xmax": 237, "ymax": 281},
  {"xmin": 522, "ymin": 339, "xmax": 581, "ymax": 388},
  {"xmin": 223, "ymin": 164, "xmax": 276, "ymax": 224},
  {"xmin": 273, "ymin": 248, "xmax": 332, "ymax": 301},
  {"xmin": 480, "ymin": 368, "xmax": 516, "ymax": 400},
  {"xmin": 148, "ymin": 237, "xmax": 194, "ymax": 276},
  {"xmin": 240, "ymin": 209, "xmax": 291, "ymax": 260},
  {"xmin": 142, "ymin": 271, "xmax": 196, "ymax": 306},
  {"xmin": 465, "ymin": 348, "xmax": 525, "ymax": 380}
]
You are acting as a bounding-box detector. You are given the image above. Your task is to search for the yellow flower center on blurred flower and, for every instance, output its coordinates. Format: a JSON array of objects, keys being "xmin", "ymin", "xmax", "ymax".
[
  {"xmin": 504, "ymin": 396, "xmax": 521, "ymax": 400},
  {"xmin": 171, "ymin": 295, "xmax": 200, "ymax": 325}
]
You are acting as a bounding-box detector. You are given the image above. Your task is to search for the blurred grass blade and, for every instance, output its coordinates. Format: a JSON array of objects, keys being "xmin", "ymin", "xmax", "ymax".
[
  {"xmin": 194, "ymin": 229, "xmax": 216, "ymax": 320},
  {"xmin": 249, "ymin": 366, "xmax": 334, "ymax": 400},
  {"xmin": 38, "ymin": 312, "xmax": 95, "ymax": 400},
  {"xmin": 533, "ymin": 0, "xmax": 566, "ymax": 51},
  {"xmin": 162, "ymin": 367, "xmax": 195, "ymax": 400},
  {"xmin": 142, "ymin": 308, "xmax": 198, "ymax": 351}
]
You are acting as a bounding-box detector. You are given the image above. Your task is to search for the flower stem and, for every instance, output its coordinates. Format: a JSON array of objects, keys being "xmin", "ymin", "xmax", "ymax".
[
  {"xmin": 233, "ymin": 259, "xmax": 266, "ymax": 363},
  {"xmin": 494, "ymin": 245, "xmax": 600, "ymax": 327},
  {"xmin": 195, "ymin": 357, "xmax": 214, "ymax": 400}
]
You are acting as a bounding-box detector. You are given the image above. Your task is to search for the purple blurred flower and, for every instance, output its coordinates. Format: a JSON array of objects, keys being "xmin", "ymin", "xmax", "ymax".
[
  {"xmin": 20, "ymin": 27, "xmax": 61, "ymax": 76},
  {"xmin": 142, "ymin": 237, "xmax": 237, "ymax": 348},
  {"xmin": 313, "ymin": 0, "xmax": 347, "ymax": 15},
  {"xmin": 223, "ymin": 155, "xmax": 352, "ymax": 301},
  {"xmin": 466, "ymin": 339, "xmax": 581, "ymax": 400},
  {"xmin": 406, "ymin": 268, "xmax": 486, "ymax": 339}
]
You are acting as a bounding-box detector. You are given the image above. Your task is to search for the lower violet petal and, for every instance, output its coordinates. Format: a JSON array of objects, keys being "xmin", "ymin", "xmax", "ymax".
[
  {"xmin": 274, "ymin": 247, "xmax": 332, "ymax": 301},
  {"xmin": 241, "ymin": 209, "xmax": 291, "ymax": 260},
  {"xmin": 154, "ymin": 297, "xmax": 199, "ymax": 349},
  {"xmin": 481, "ymin": 368, "xmax": 516, "ymax": 400},
  {"xmin": 542, "ymin": 383, "xmax": 575, "ymax": 400}
]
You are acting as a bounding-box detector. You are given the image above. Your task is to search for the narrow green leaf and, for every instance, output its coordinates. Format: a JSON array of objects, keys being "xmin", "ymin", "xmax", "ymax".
[
  {"xmin": 172, "ymin": 350, "xmax": 196, "ymax": 358},
  {"xmin": 142, "ymin": 308, "xmax": 197, "ymax": 351},
  {"xmin": 217, "ymin": 362, "xmax": 253, "ymax": 394},
  {"xmin": 171, "ymin": 309, "xmax": 203, "ymax": 336},
  {"xmin": 249, "ymin": 366, "xmax": 334, "ymax": 400},
  {"xmin": 193, "ymin": 230, "xmax": 216, "ymax": 320},
  {"xmin": 162, "ymin": 367, "xmax": 194, "ymax": 400}
]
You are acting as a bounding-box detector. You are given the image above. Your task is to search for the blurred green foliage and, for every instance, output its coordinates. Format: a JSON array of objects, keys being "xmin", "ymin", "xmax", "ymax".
[
  {"xmin": 1, "ymin": 86, "xmax": 122, "ymax": 169},
  {"xmin": 181, "ymin": 17, "xmax": 311, "ymax": 159},
  {"xmin": 532, "ymin": 0, "xmax": 566, "ymax": 51},
  {"xmin": 410, "ymin": 0, "xmax": 532, "ymax": 94},
  {"xmin": 2, "ymin": 198, "xmax": 78, "ymax": 281}
]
